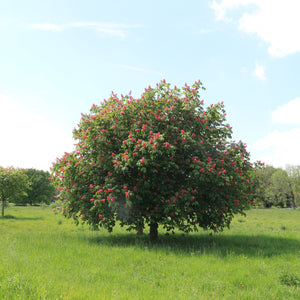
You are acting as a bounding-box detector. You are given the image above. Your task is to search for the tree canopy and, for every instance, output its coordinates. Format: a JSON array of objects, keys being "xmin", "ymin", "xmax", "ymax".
[
  {"xmin": 16, "ymin": 169, "xmax": 56, "ymax": 205},
  {"xmin": 51, "ymin": 80, "xmax": 256, "ymax": 240},
  {"xmin": 253, "ymin": 164, "xmax": 299, "ymax": 208},
  {"xmin": 0, "ymin": 166, "xmax": 30, "ymax": 216}
]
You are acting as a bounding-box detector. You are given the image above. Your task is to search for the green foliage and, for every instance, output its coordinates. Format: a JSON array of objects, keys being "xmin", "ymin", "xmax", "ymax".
[
  {"xmin": 253, "ymin": 164, "xmax": 300, "ymax": 208},
  {"xmin": 0, "ymin": 166, "xmax": 31, "ymax": 216},
  {"xmin": 286, "ymin": 165, "xmax": 300, "ymax": 207},
  {"xmin": 269, "ymin": 169, "xmax": 293, "ymax": 208},
  {"xmin": 16, "ymin": 169, "xmax": 56, "ymax": 205},
  {"xmin": 51, "ymin": 80, "xmax": 255, "ymax": 238},
  {"xmin": 252, "ymin": 165, "xmax": 276, "ymax": 207}
]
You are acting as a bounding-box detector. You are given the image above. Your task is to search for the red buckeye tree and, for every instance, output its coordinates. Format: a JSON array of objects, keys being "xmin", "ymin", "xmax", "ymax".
[{"xmin": 51, "ymin": 80, "xmax": 255, "ymax": 241}]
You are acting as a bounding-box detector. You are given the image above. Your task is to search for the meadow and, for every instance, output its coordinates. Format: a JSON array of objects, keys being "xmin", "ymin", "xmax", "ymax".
[{"xmin": 0, "ymin": 206, "xmax": 299, "ymax": 299}]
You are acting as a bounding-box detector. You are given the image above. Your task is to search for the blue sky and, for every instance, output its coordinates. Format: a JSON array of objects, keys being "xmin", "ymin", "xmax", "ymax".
[{"xmin": 1, "ymin": 0, "xmax": 300, "ymax": 171}]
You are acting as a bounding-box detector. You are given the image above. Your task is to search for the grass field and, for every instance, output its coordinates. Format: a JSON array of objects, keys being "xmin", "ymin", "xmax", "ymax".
[{"xmin": 0, "ymin": 206, "xmax": 300, "ymax": 299}]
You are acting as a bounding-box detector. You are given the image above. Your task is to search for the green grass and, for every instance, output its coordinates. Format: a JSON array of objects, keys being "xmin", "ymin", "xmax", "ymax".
[{"xmin": 1, "ymin": 206, "xmax": 300, "ymax": 299}]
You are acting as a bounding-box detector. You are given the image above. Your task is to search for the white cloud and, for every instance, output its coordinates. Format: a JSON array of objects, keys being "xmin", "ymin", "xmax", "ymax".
[
  {"xmin": 30, "ymin": 22, "xmax": 140, "ymax": 39},
  {"xmin": 272, "ymin": 98, "xmax": 300, "ymax": 125},
  {"xmin": 0, "ymin": 94, "xmax": 75, "ymax": 171},
  {"xmin": 251, "ymin": 97, "xmax": 300, "ymax": 167},
  {"xmin": 253, "ymin": 63, "xmax": 266, "ymax": 81},
  {"xmin": 210, "ymin": 0, "xmax": 300, "ymax": 57},
  {"xmin": 251, "ymin": 128, "xmax": 300, "ymax": 167},
  {"xmin": 210, "ymin": 0, "xmax": 255, "ymax": 21}
]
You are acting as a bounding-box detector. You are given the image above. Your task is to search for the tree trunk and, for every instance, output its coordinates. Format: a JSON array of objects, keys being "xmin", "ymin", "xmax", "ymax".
[
  {"xmin": 149, "ymin": 222, "xmax": 158, "ymax": 242},
  {"xmin": 263, "ymin": 198, "xmax": 267, "ymax": 208}
]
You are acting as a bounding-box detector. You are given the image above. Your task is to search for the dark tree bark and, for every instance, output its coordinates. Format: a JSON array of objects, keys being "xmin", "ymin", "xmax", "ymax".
[{"xmin": 149, "ymin": 222, "xmax": 158, "ymax": 242}]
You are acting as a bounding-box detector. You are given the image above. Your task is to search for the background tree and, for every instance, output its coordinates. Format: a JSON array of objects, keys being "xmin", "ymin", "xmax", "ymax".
[
  {"xmin": 0, "ymin": 166, "xmax": 31, "ymax": 216},
  {"xmin": 268, "ymin": 168, "xmax": 294, "ymax": 208},
  {"xmin": 52, "ymin": 80, "xmax": 255, "ymax": 241},
  {"xmin": 16, "ymin": 169, "xmax": 56, "ymax": 205},
  {"xmin": 285, "ymin": 165, "xmax": 300, "ymax": 208},
  {"xmin": 253, "ymin": 165, "xmax": 276, "ymax": 207}
]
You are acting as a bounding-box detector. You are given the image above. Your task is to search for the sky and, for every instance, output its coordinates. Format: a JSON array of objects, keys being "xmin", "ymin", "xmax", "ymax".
[{"xmin": 1, "ymin": 0, "xmax": 300, "ymax": 171}]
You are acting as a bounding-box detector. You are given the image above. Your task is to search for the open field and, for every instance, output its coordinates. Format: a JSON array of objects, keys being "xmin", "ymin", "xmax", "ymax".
[{"xmin": 1, "ymin": 206, "xmax": 300, "ymax": 299}]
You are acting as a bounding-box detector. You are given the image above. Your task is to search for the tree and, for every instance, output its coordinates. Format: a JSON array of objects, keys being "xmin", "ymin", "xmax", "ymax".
[
  {"xmin": 0, "ymin": 166, "xmax": 31, "ymax": 216},
  {"xmin": 51, "ymin": 80, "xmax": 255, "ymax": 241},
  {"xmin": 285, "ymin": 165, "xmax": 300, "ymax": 208},
  {"xmin": 16, "ymin": 169, "xmax": 56, "ymax": 205},
  {"xmin": 269, "ymin": 168, "xmax": 294, "ymax": 208},
  {"xmin": 253, "ymin": 165, "xmax": 276, "ymax": 207}
]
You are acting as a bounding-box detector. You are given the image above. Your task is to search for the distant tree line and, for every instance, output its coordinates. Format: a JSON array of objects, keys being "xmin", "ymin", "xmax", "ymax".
[
  {"xmin": 0, "ymin": 166, "xmax": 30, "ymax": 216},
  {"xmin": 15, "ymin": 168, "xmax": 56, "ymax": 206},
  {"xmin": 252, "ymin": 165, "xmax": 300, "ymax": 208},
  {"xmin": 1, "ymin": 161, "xmax": 299, "ymax": 219},
  {"xmin": 1, "ymin": 167, "xmax": 56, "ymax": 216}
]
